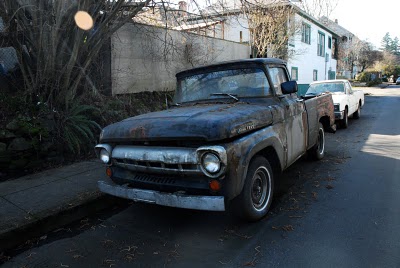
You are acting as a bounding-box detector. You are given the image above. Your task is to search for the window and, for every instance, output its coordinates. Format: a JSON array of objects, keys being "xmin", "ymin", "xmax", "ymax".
[
  {"xmin": 291, "ymin": 67, "xmax": 298, "ymax": 81},
  {"xmin": 313, "ymin": 70, "xmax": 318, "ymax": 81},
  {"xmin": 301, "ymin": 23, "xmax": 311, "ymax": 44},
  {"xmin": 317, "ymin": 32, "xmax": 325, "ymax": 57},
  {"xmin": 269, "ymin": 67, "xmax": 289, "ymax": 95},
  {"xmin": 328, "ymin": 36, "xmax": 332, "ymax": 49}
]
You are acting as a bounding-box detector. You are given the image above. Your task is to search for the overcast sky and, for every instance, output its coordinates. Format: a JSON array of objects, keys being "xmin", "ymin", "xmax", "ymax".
[{"xmin": 330, "ymin": 0, "xmax": 399, "ymax": 49}]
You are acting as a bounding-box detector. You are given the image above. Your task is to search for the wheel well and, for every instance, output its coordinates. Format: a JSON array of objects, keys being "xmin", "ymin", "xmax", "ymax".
[
  {"xmin": 319, "ymin": 116, "xmax": 330, "ymax": 131},
  {"xmin": 256, "ymin": 146, "xmax": 282, "ymax": 176}
]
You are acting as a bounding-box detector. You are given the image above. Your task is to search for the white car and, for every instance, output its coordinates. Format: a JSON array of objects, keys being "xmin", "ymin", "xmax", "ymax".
[{"xmin": 305, "ymin": 80, "xmax": 364, "ymax": 128}]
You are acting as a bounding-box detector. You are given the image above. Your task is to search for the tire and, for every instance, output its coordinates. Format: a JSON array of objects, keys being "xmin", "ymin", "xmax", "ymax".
[
  {"xmin": 340, "ymin": 108, "xmax": 348, "ymax": 128},
  {"xmin": 309, "ymin": 122, "xmax": 325, "ymax": 160},
  {"xmin": 353, "ymin": 102, "xmax": 361, "ymax": 119},
  {"xmin": 233, "ymin": 156, "xmax": 274, "ymax": 222}
]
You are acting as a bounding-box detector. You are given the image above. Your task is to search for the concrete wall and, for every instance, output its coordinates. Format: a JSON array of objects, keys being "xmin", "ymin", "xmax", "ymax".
[
  {"xmin": 287, "ymin": 13, "xmax": 337, "ymax": 96},
  {"xmin": 111, "ymin": 23, "xmax": 251, "ymax": 95}
]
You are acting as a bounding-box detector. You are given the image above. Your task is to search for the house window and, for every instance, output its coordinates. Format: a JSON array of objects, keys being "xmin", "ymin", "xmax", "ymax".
[
  {"xmin": 328, "ymin": 37, "xmax": 332, "ymax": 49},
  {"xmin": 301, "ymin": 23, "xmax": 311, "ymax": 44},
  {"xmin": 317, "ymin": 32, "xmax": 325, "ymax": 57},
  {"xmin": 313, "ymin": 70, "xmax": 318, "ymax": 81},
  {"xmin": 291, "ymin": 67, "xmax": 298, "ymax": 81}
]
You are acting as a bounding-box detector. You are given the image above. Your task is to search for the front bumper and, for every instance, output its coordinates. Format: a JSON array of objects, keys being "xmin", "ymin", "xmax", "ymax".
[
  {"xmin": 98, "ymin": 180, "xmax": 225, "ymax": 211},
  {"xmin": 335, "ymin": 111, "xmax": 344, "ymax": 120}
]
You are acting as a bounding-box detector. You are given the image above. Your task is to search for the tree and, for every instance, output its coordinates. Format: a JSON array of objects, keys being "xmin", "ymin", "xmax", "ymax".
[
  {"xmin": 358, "ymin": 41, "xmax": 382, "ymax": 72},
  {"xmin": 241, "ymin": 1, "xmax": 298, "ymax": 59},
  {"xmin": 295, "ymin": 0, "xmax": 338, "ymax": 18},
  {"xmin": 381, "ymin": 32, "xmax": 392, "ymax": 52},
  {"xmin": 0, "ymin": 0, "xmax": 149, "ymax": 110}
]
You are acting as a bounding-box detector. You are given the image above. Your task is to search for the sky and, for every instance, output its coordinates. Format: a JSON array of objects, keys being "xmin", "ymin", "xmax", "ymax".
[{"xmin": 330, "ymin": 0, "xmax": 399, "ymax": 49}]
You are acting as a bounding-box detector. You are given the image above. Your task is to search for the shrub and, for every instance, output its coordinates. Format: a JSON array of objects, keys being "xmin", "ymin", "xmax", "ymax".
[
  {"xmin": 366, "ymin": 78, "xmax": 382, "ymax": 87},
  {"xmin": 357, "ymin": 72, "xmax": 370, "ymax": 82}
]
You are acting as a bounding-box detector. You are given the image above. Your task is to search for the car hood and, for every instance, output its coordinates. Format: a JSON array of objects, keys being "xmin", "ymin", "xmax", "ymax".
[
  {"xmin": 100, "ymin": 102, "xmax": 273, "ymax": 142},
  {"xmin": 331, "ymin": 93, "xmax": 347, "ymax": 104}
]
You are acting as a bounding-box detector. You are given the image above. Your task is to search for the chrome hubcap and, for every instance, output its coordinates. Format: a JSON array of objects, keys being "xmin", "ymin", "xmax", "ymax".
[{"xmin": 251, "ymin": 167, "xmax": 271, "ymax": 211}]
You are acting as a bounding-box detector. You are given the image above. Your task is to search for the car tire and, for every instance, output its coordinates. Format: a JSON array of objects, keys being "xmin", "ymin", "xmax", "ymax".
[
  {"xmin": 353, "ymin": 102, "xmax": 361, "ymax": 119},
  {"xmin": 233, "ymin": 156, "xmax": 274, "ymax": 222},
  {"xmin": 341, "ymin": 108, "xmax": 348, "ymax": 128},
  {"xmin": 309, "ymin": 122, "xmax": 325, "ymax": 160}
]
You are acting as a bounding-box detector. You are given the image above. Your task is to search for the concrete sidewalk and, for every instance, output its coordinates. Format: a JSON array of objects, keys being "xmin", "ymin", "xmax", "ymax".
[{"xmin": 0, "ymin": 160, "xmax": 121, "ymax": 252}]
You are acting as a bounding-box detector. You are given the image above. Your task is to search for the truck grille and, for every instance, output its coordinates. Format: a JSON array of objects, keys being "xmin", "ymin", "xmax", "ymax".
[
  {"xmin": 113, "ymin": 158, "xmax": 202, "ymax": 176},
  {"xmin": 110, "ymin": 145, "xmax": 203, "ymax": 176}
]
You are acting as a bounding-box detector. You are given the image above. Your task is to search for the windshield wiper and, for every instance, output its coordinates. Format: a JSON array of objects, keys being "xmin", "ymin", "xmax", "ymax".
[{"xmin": 210, "ymin": 93, "xmax": 239, "ymax": 101}]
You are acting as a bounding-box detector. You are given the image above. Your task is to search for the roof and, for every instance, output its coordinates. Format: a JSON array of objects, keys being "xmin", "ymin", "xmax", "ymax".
[
  {"xmin": 319, "ymin": 16, "xmax": 355, "ymax": 38},
  {"xmin": 176, "ymin": 58, "xmax": 287, "ymax": 78}
]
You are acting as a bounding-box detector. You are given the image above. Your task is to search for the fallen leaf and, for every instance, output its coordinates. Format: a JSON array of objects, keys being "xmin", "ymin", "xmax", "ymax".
[{"xmin": 326, "ymin": 184, "xmax": 334, "ymax": 190}]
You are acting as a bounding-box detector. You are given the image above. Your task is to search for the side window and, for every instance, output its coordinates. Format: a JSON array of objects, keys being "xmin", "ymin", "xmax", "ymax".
[
  {"xmin": 346, "ymin": 82, "xmax": 353, "ymax": 94},
  {"xmin": 269, "ymin": 67, "xmax": 289, "ymax": 95}
]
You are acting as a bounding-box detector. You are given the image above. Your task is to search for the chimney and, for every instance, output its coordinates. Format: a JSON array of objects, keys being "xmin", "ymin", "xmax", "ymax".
[
  {"xmin": 335, "ymin": 19, "xmax": 338, "ymax": 24},
  {"xmin": 178, "ymin": 1, "xmax": 187, "ymax": 11}
]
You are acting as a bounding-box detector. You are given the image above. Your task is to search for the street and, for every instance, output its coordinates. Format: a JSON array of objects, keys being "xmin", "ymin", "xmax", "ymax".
[{"xmin": 3, "ymin": 86, "xmax": 400, "ymax": 268}]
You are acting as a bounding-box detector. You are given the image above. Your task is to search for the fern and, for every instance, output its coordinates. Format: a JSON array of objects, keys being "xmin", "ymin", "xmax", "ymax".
[{"xmin": 60, "ymin": 103, "xmax": 101, "ymax": 154}]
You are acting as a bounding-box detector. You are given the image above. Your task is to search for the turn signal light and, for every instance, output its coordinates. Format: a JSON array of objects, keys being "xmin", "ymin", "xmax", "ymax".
[
  {"xmin": 209, "ymin": 180, "xmax": 221, "ymax": 191},
  {"xmin": 106, "ymin": 167, "xmax": 112, "ymax": 177}
]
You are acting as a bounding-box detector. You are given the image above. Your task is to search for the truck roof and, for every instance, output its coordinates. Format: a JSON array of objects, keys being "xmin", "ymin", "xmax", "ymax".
[{"xmin": 176, "ymin": 58, "xmax": 287, "ymax": 78}]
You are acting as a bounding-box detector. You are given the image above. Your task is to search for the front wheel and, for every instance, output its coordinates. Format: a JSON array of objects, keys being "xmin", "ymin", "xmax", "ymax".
[
  {"xmin": 340, "ymin": 108, "xmax": 348, "ymax": 128},
  {"xmin": 233, "ymin": 156, "xmax": 274, "ymax": 222},
  {"xmin": 309, "ymin": 122, "xmax": 325, "ymax": 160},
  {"xmin": 353, "ymin": 102, "xmax": 361, "ymax": 119}
]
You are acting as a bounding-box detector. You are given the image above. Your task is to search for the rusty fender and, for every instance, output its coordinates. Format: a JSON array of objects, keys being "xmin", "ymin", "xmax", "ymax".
[{"xmin": 223, "ymin": 123, "xmax": 285, "ymax": 200}]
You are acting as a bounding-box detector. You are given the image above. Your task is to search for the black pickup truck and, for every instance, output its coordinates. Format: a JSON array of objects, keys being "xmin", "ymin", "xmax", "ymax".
[{"xmin": 95, "ymin": 58, "xmax": 336, "ymax": 221}]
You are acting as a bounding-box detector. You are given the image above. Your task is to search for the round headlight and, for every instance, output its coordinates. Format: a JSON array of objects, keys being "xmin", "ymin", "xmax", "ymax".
[
  {"xmin": 99, "ymin": 149, "xmax": 110, "ymax": 164},
  {"xmin": 202, "ymin": 153, "xmax": 221, "ymax": 174}
]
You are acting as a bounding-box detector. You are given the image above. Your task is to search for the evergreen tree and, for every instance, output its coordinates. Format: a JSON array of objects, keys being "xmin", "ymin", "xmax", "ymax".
[
  {"xmin": 381, "ymin": 32, "xmax": 392, "ymax": 52},
  {"xmin": 392, "ymin": 37, "xmax": 400, "ymax": 56}
]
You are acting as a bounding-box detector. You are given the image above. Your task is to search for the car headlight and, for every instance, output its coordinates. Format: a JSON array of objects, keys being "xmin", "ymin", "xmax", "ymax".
[
  {"xmin": 334, "ymin": 104, "xmax": 340, "ymax": 112},
  {"xmin": 201, "ymin": 153, "xmax": 221, "ymax": 174},
  {"xmin": 99, "ymin": 149, "xmax": 110, "ymax": 164}
]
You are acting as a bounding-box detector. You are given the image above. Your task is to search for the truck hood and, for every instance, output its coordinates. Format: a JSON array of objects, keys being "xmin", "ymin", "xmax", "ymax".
[
  {"xmin": 331, "ymin": 94, "xmax": 347, "ymax": 104},
  {"xmin": 100, "ymin": 102, "xmax": 273, "ymax": 142}
]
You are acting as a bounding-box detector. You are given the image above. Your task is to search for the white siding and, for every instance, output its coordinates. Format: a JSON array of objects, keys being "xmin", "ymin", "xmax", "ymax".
[{"xmin": 287, "ymin": 13, "xmax": 337, "ymax": 85}]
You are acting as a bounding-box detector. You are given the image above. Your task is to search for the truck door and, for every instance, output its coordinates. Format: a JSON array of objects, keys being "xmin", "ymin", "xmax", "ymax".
[
  {"xmin": 268, "ymin": 66, "xmax": 307, "ymax": 166},
  {"xmin": 345, "ymin": 81, "xmax": 356, "ymax": 114}
]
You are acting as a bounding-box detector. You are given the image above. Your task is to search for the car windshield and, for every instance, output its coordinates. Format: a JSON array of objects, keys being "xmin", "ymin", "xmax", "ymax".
[
  {"xmin": 306, "ymin": 82, "xmax": 345, "ymax": 95},
  {"xmin": 174, "ymin": 68, "xmax": 271, "ymax": 103}
]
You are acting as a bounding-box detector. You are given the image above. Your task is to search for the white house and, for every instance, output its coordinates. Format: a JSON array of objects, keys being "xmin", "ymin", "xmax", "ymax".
[
  {"xmin": 286, "ymin": 6, "xmax": 339, "ymax": 95},
  {"xmin": 171, "ymin": 1, "xmax": 340, "ymax": 95}
]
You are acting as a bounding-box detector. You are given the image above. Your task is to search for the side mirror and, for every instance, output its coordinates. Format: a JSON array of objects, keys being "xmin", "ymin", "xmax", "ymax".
[{"xmin": 281, "ymin": 81, "xmax": 298, "ymax": 94}]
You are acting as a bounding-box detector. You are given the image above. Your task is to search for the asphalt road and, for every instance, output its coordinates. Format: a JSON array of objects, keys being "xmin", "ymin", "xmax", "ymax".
[{"xmin": 3, "ymin": 86, "xmax": 400, "ymax": 268}]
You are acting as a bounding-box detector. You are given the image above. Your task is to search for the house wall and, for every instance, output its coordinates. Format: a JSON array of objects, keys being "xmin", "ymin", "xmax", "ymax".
[
  {"xmin": 287, "ymin": 13, "xmax": 337, "ymax": 96},
  {"xmin": 223, "ymin": 15, "xmax": 250, "ymax": 44},
  {"xmin": 111, "ymin": 23, "xmax": 250, "ymax": 95}
]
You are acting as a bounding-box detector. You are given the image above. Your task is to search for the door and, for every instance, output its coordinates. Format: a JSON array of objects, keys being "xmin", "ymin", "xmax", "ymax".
[
  {"xmin": 345, "ymin": 81, "xmax": 356, "ymax": 114},
  {"xmin": 268, "ymin": 66, "xmax": 307, "ymax": 166}
]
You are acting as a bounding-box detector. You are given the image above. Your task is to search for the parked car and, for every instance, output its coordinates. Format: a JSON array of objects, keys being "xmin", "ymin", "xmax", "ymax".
[
  {"xmin": 95, "ymin": 58, "xmax": 336, "ymax": 221},
  {"xmin": 396, "ymin": 77, "xmax": 400, "ymax": 85},
  {"xmin": 305, "ymin": 80, "xmax": 364, "ymax": 128}
]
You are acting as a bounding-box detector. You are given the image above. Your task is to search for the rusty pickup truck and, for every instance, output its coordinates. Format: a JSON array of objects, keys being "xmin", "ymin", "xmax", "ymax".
[{"xmin": 95, "ymin": 58, "xmax": 336, "ymax": 221}]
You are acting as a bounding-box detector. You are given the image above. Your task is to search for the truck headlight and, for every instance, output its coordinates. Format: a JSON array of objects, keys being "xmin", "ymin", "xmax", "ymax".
[
  {"xmin": 334, "ymin": 104, "xmax": 340, "ymax": 112},
  {"xmin": 201, "ymin": 153, "xmax": 221, "ymax": 173},
  {"xmin": 99, "ymin": 149, "xmax": 110, "ymax": 164}
]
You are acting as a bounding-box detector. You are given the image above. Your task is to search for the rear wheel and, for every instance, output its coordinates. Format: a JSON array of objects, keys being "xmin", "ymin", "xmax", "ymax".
[
  {"xmin": 340, "ymin": 108, "xmax": 348, "ymax": 128},
  {"xmin": 353, "ymin": 102, "xmax": 361, "ymax": 119},
  {"xmin": 233, "ymin": 156, "xmax": 274, "ymax": 222},
  {"xmin": 309, "ymin": 122, "xmax": 325, "ymax": 160}
]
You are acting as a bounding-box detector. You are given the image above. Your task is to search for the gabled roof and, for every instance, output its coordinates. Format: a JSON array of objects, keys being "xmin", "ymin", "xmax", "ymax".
[{"xmin": 319, "ymin": 16, "xmax": 355, "ymax": 38}]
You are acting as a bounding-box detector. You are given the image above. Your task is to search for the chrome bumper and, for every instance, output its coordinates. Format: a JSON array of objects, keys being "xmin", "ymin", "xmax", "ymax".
[
  {"xmin": 335, "ymin": 111, "xmax": 344, "ymax": 120},
  {"xmin": 98, "ymin": 180, "xmax": 225, "ymax": 211}
]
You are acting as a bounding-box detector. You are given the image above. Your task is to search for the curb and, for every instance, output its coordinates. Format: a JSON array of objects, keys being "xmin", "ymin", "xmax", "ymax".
[{"xmin": 0, "ymin": 193, "xmax": 127, "ymax": 253}]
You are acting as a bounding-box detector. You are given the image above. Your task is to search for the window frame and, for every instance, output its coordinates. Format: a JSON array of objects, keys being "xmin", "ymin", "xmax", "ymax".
[
  {"xmin": 313, "ymin": 69, "xmax": 318, "ymax": 81},
  {"xmin": 317, "ymin": 31, "xmax": 325, "ymax": 57},
  {"xmin": 291, "ymin": 67, "xmax": 299, "ymax": 81},
  {"xmin": 328, "ymin": 36, "xmax": 332, "ymax": 49},
  {"xmin": 301, "ymin": 23, "xmax": 311, "ymax": 45}
]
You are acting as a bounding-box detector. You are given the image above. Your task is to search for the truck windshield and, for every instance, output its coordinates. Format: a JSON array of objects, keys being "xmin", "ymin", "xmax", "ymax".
[
  {"xmin": 307, "ymin": 82, "xmax": 345, "ymax": 95},
  {"xmin": 175, "ymin": 68, "xmax": 271, "ymax": 103}
]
